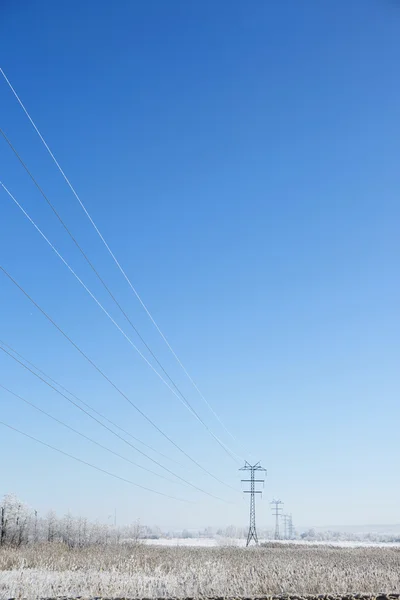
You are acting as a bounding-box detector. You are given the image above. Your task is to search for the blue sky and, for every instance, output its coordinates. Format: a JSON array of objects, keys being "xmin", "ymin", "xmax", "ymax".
[{"xmin": 0, "ymin": 0, "xmax": 399, "ymax": 530}]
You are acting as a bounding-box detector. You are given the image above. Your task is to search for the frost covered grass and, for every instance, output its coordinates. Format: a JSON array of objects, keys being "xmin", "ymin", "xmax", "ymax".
[{"xmin": 0, "ymin": 542, "xmax": 400, "ymax": 599}]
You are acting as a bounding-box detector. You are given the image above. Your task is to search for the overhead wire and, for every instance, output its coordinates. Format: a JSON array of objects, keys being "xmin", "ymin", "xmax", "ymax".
[
  {"xmin": 0, "ymin": 67, "xmax": 249, "ymax": 460},
  {"xmin": 0, "ymin": 177, "xmax": 239, "ymax": 464},
  {"xmin": 0, "ymin": 126, "xmax": 241, "ymax": 463},
  {"xmin": 0, "ymin": 265, "xmax": 239, "ymax": 495},
  {"xmin": 0, "ymin": 420, "xmax": 192, "ymax": 503},
  {"xmin": 0, "ymin": 337, "xmax": 183, "ymax": 467},
  {"xmin": 0, "ymin": 381, "xmax": 189, "ymax": 489},
  {"xmin": 0, "ymin": 344, "xmax": 229, "ymax": 502}
]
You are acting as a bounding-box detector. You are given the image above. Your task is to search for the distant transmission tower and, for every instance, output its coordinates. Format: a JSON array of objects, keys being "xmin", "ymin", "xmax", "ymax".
[
  {"xmin": 271, "ymin": 499, "xmax": 283, "ymax": 540},
  {"xmin": 240, "ymin": 461, "xmax": 267, "ymax": 547},
  {"xmin": 288, "ymin": 514, "xmax": 293, "ymax": 539},
  {"xmin": 282, "ymin": 514, "xmax": 289, "ymax": 539}
]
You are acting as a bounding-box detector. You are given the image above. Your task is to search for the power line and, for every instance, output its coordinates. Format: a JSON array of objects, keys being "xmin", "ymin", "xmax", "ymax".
[
  {"xmin": 0, "ymin": 265, "xmax": 238, "ymax": 495},
  {"xmin": 0, "ymin": 344, "xmax": 227, "ymax": 502},
  {"xmin": 0, "ymin": 337, "xmax": 182, "ymax": 467},
  {"xmin": 0, "ymin": 382, "xmax": 187, "ymax": 489},
  {"xmin": 0, "ymin": 128, "xmax": 242, "ymax": 464},
  {"xmin": 0, "ymin": 177, "xmax": 239, "ymax": 465},
  {"xmin": 0, "ymin": 343, "xmax": 223, "ymax": 499},
  {"xmin": 0, "ymin": 68, "xmax": 248, "ymax": 458},
  {"xmin": 0, "ymin": 419, "xmax": 192, "ymax": 503}
]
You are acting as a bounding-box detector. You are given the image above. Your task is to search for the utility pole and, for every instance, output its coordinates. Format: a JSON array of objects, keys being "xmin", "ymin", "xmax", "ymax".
[
  {"xmin": 271, "ymin": 499, "xmax": 283, "ymax": 540},
  {"xmin": 240, "ymin": 461, "xmax": 267, "ymax": 547}
]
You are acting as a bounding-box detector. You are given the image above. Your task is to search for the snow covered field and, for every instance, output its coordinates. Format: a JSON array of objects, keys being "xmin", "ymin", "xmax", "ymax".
[
  {"xmin": 1, "ymin": 542, "xmax": 400, "ymax": 598},
  {"xmin": 143, "ymin": 536, "xmax": 400, "ymax": 548}
]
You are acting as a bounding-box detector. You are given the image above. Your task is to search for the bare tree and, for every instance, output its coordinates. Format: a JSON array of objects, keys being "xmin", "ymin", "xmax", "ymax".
[{"xmin": 0, "ymin": 494, "xmax": 32, "ymax": 547}]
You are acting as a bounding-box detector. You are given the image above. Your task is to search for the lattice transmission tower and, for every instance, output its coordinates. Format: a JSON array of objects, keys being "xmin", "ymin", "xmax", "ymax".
[
  {"xmin": 240, "ymin": 461, "xmax": 267, "ymax": 547},
  {"xmin": 270, "ymin": 499, "xmax": 284, "ymax": 540},
  {"xmin": 288, "ymin": 514, "xmax": 294, "ymax": 539},
  {"xmin": 282, "ymin": 514, "xmax": 290, "ymax": 539}
]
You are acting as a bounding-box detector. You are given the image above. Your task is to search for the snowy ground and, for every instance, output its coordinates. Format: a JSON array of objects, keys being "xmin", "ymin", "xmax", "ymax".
[
  {"xmin": 1, "ymin": 542, "xmax": 400, "ymax": 597},
  {"xmin": 142, "ymin": 536, "xmax": 400, "ymax": 548}
]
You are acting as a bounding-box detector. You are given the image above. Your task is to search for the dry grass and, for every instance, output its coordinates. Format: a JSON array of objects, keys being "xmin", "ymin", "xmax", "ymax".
[{"xmin": 0, "ymin": 542, "xmax": 399, "ymax": 599}]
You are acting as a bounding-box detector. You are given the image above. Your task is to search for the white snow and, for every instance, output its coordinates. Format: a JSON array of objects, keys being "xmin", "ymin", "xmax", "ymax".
[{"xmin": 142, "ymin": 536, "xmax": 400, "ymax": 548}]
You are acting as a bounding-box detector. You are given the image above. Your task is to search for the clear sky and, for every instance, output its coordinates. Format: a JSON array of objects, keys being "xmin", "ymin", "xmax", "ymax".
[{"xmin": 0, "ymin": 0, "xmax": 399, "ymax": 531}]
